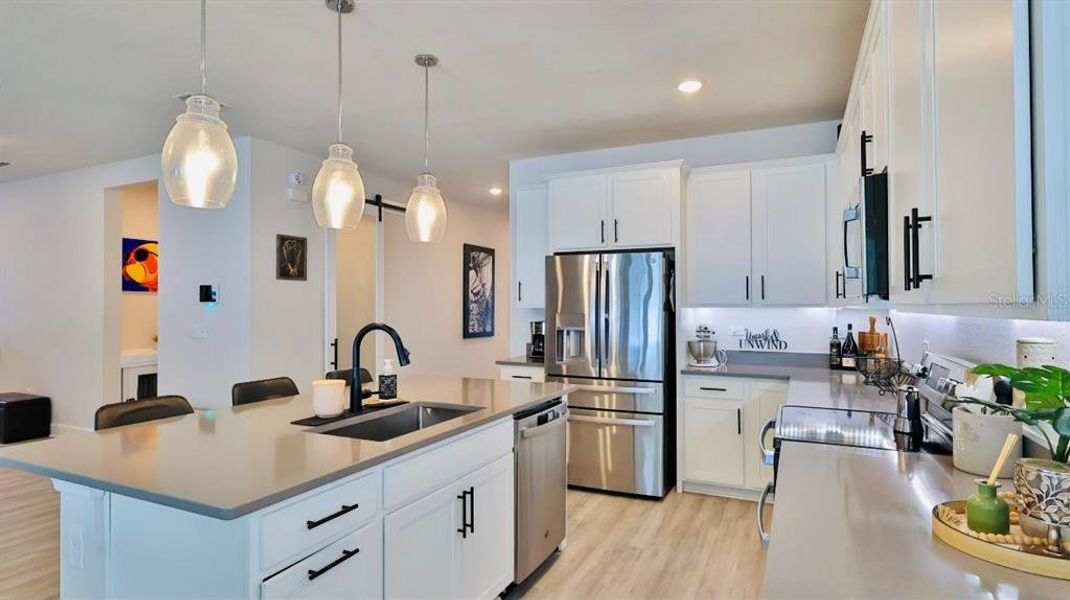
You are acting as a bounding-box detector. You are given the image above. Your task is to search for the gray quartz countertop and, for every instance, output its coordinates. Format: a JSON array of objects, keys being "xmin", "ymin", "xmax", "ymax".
[
  {"xmin": 0, "ymin": 376, "xmax": 572, "ymax": 520},
  {"xmin": 764, "ymin": 443, "xmax": 1069, "ymax": 599},
  {"xmin": 495, "ymin": 356, "xmax": 544, "ymax": 367}
]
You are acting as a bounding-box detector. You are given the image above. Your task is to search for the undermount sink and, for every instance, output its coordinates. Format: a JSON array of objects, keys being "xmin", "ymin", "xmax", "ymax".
[{"xmin": 313, "ymin": 402, "xmax": 484, "ymax": 442}]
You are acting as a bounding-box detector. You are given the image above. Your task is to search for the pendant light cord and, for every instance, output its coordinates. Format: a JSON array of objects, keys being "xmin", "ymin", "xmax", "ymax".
[
  {"xmin": 336, "ymin": 0, "xmax": 344, "ymax": 144},
  {"xmin": 423, "ymin": 63, "xmax": 430, "ymax": 173},
  {"xmin": 199, "ymin": 0, "xmax": 207, "ymax": 95}
]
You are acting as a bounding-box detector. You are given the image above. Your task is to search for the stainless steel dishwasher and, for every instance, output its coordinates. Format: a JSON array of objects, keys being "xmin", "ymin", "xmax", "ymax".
[{"xmin": 514, "ymin": 398, "xmax": 567, "ymax": 584}]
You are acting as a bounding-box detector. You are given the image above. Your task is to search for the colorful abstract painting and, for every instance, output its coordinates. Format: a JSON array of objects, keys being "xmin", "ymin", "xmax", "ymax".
[
  {"xmin": 463, "ymin": 244, "xmax": 494, "ymax": 338},
  {"xmin": 122, "ymin": 238, "xmax": 159, "ymax": 293}
]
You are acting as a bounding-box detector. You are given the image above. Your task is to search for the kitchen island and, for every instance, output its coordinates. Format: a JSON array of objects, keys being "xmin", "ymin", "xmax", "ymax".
[{"xmin": 0, "ymin": 376, "xmax": 572, "ymax": 600}]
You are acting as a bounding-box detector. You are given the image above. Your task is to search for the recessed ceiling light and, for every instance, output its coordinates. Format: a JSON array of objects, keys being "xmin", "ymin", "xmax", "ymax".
[
  {"xmin": 488, "ymin": 187, "xmax": 503, "ymax": 196},
  {"xmin": 677, "ymin": 79, "xmax": 703, "ymax": 94}
]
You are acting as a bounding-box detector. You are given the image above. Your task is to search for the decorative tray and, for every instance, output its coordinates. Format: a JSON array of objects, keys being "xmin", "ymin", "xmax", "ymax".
[{"xmin": 932, "ymin": 499, "xmax": 1070, "ymax": 580}]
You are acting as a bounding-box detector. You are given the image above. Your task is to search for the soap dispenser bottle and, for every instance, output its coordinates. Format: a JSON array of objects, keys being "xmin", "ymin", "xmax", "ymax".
[{"xmin": 379, "ymin": 358, "xmax": 398, "ymax": 400}]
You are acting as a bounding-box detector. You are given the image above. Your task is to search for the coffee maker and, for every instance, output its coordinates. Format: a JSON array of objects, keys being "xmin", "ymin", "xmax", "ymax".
[{"xmin": 527, "ymin": 321, "xmax": 545, "ymax": 360}]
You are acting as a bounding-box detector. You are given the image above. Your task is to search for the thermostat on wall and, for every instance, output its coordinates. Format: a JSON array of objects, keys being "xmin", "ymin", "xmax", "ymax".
[{"xmin": 199, "ymin": 284, "xmax": 218, "ymax": 303}]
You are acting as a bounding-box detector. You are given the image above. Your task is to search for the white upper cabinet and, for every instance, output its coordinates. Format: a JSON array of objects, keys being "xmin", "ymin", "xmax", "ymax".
[
  {"xmin": 548, "ymin": 174, "xmax": 608, "ymax": 252},
  {"xmin": 547, "ymin": 162, "xmax": 681, "ymax": 253},
  {"xmin": 752, "ymin": 161, "xmax": 829, "ymax": 306},
  {"xmin": 686, "ymin": 169, "xmax": 752, "ymax": 305},
  {"xmin": 926, "ymin": 0, "xmax": 1033, "ymax": 304},
  {"xmin": 513, "ymin": 185, "xmax": 548, "ymax": 308},
  {"xmin": 609, "ymin": 167, "xmax": 678, "ymax": 248}
]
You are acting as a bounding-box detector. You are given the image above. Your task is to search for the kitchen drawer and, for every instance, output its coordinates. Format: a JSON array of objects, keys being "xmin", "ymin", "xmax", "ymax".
[
  {"xmin": 260, "ymin": 470, "xmax": 379, "ymax": 570},
  {"xmin": 383, "ymin": 418, "xmax": 512, "ymax": 511},
  {"xmin": 499, "ymin": 365, "xmax": 545, "ymax": 383},
  {"xmin": 261, "ymin": 520, "xmax": 382, "ymax": 600},
  {"xmin": 683, "ymin": 376, "xmax": 746, "ymax": 400}
]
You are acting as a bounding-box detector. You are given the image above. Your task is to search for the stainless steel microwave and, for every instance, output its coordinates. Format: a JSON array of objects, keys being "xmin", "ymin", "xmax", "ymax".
[{"xmin": 839, "ymin": 171, "xmax": 888, "ymax": 301}]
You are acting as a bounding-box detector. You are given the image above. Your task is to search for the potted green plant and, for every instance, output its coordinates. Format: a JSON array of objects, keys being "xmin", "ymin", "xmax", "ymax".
[{"xmin": 955, "ymin": 364, "xmax": 1070, "ymax": 531}]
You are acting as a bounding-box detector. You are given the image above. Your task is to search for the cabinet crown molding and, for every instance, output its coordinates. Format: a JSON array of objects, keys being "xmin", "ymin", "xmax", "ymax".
[{"xmin": 543, "ymin": 159, "xmax": 685, "ymax": 180}]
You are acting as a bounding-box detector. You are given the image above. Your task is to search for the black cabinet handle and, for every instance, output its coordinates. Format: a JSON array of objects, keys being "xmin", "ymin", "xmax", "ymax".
[
  {"xmin": 700, "ymin": 387, "xmax": 727, "ymax": 392},
  {"xmin": 835, "ymin": 270, "xmax": 844, "ymax": 299},
  {"xmin": 910, "ymin": 208, "xmax": 933, "ymax": 289},
  {"xmin": 737, "ymin": 408, "xmax": 742, "ymax": 435},
  {"xmin": 306, "ymin": 503, "xmax": 359, "ymax": 530},
  {"xmin": 745, "ymin": 275, "xmax": 750, "ymax": 301},
  {"xmin": 860, "ymin": 130, "xmax": 874, "ymax": 177},
  {"xmin": 518, "ymin": 280, "xmax": 522, "ymax": 303},
  {"xmin": 456, "ymin": 488, "xmax": 473, "ymax": 538},
  {"xmin": 600, "ymin": 220, "xmax": 605, "ymax": 244},
  {"xmin": 329, "ymin": 338, "xmax": 338, "ymax": 370},
  {"xmin": 512, "ymin": 375, "xmax": 532, "ymax": 380},
  {"xmin": 468, "ymin": 485, "xmax": 476, "ymax": 533},
  {"xmin": 613, "ymin": 219, "xmax": 619, "ymax": 243},
  {"xmin": 307, "ymin": 548, "xmax": 360, "ymax": 581},
  {"xmin": 903, "ymin": 215, "xmax": 912, "ymax": 290},
  {"xmin": 760, "ymin": 275, "xmax": 765, "ymax": 300}
]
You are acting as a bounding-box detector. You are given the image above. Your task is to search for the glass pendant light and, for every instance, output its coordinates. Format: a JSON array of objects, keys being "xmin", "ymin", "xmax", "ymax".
[
  {"xmin": 160, "ymin": 0, "xmax": 237, "ymax": 209},
  {"xmin": 311, "ymin": 0, "xmax": 365, "ymax": 230},
  {"xmin": 405, "ymin": 54, "xmax": 448, "ymax": 243}
]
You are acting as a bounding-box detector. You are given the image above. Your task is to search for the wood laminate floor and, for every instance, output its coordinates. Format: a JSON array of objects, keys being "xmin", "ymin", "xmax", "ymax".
[
  {"xmin": 0, "ymin": 468, "xmax": 59, "ymax": 600},
  {"xmin": 511, "ymin": 489, "xmax": 768, "ymax": 600},
  {"xmin": 0, "ymin": 469, "xmax": 765, "ymax": 600}
]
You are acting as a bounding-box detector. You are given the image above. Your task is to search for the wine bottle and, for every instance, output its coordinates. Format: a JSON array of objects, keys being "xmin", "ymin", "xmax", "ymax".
[
  {"xmin": 829, "ymin": 327, "xmax": 842, "ymax": 369},
  {"xmin": 841, "ymin": 324, "xmax": 858, "ymax": 369}
]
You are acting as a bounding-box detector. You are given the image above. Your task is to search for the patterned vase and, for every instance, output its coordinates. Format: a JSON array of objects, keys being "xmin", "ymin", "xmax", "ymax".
[{"xmin": 1014, "ymin": 458, "xmax": 1070, "ymax": 526}]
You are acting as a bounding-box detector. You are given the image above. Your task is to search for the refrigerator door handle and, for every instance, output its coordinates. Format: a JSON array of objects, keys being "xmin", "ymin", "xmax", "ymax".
[
  {"xmin": 603, "ymin": 258, "xmax": 611, "ymax": 368},
  {"xmin": 572, "ymin": 384, "xmax": 656, "ymax": 395}
]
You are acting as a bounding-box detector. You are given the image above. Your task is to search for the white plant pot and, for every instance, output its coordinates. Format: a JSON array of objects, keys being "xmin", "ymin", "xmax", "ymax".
[{"xmin": 952, "ymin": 406, "xmax": 1022, "ymax": 478}]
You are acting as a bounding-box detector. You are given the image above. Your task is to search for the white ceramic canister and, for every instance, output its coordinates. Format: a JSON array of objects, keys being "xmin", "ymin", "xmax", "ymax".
[
  {"xmin": 312, "ymin": 379, "xmax": 346, "ymax": 418},
  {"xmin": 1016, "ymin": 337, "xmax": 1057, "ymax": 369},
  {"xmin": 952, "ymin": 406, "xmax": 1022, "ymax": 478}
]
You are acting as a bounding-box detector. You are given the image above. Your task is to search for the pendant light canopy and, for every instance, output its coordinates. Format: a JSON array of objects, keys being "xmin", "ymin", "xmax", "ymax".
[
  {"xmin": 312, "ymin": 0, "xmax": 365, "ymax": 230},
  {"xmin": 161, "ymin": 0, "xmax": 238, "ymax": 209},
  {"xmin": 405, "ymin": 54, "xmax": 448, "ymax": 243}
]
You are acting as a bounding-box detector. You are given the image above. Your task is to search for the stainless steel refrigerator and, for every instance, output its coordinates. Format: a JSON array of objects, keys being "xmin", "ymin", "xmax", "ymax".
[{"xmin": 545, "ymin": 250, "xmax": 675, "ymax": 497}]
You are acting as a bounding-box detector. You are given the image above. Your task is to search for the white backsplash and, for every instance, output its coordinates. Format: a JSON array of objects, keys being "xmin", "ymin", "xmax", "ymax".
[{"xmin": 681, "ymin": 306, "xmax": 1070, "ymax": 367}]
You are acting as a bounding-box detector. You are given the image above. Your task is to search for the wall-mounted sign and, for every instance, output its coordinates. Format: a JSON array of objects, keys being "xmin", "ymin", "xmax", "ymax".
[{"xmin": 739, "ymin": 328, "xmax": 788, "ymax": 351}]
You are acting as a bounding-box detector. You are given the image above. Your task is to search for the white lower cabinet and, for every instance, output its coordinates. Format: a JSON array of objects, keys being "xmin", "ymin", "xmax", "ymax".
[
  {"xmin": 384, "ymin": 478, "xmax": 461, "ymax": 600},
  {"xmin": 383, "ymin": 429, "xmax": 514, "ymax": 600},
  {"xmin": 499, "ymin": 364, "xmax": 546, "ymax": 383},
  {"xmin": 262, "ymin": 521, "xmax": 382, "ymax": 600},
  {"xmin": 683, "ymin": 397, "xmax": 745, "ymax": 487},
  {"xmin": 682, "ymin": 375, "xmax": 788, "ymax": 495}
]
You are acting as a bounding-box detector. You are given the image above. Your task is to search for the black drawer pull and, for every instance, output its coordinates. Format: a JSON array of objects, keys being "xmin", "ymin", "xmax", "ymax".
[
  {"xmin": 700, "ymin": 387, "xmax": 727, "ymax": 392},
  {"xmin": 307, "ymin": 548, "xmax": 359, "ymax": 581},
  {"xmin": 306, "ymin": 503, "xmax": 359, "ymax": 530},
  {"xmin": 457, "ymin": 488, "xmax": 473, "ymax": 538},
  {"xmin": 512, "ymin": 375, "xmax": 533, "ymax": 380}
]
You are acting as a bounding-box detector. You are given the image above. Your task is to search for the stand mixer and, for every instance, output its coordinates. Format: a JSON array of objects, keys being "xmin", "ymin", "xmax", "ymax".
[{"xmin": 688, "ymin": 325, "xmax": 728, "ymax": 368}]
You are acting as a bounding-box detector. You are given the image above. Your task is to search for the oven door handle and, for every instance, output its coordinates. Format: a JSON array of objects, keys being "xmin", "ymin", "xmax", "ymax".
[
  {"xmin": 568, "ymin": 414, "xmax": 657, "ymax": 428},
  {"xmin": 757, "ymin": 482, "xmax": 774, "ymax": 547},
  {"xmin": 759, "ymin": 418, "xmax": 776, "ymax": 466}
]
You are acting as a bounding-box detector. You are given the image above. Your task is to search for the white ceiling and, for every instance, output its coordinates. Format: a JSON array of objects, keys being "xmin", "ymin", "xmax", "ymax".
[{"xmin": 0, "ymin": 0, "xmax": 869, "ymax": 205}]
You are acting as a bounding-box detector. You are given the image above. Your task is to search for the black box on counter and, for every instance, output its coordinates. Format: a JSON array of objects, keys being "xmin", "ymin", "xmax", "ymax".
[{"xmin": 0, "ymin": 393, "xmax": 51, "ymax": 443}]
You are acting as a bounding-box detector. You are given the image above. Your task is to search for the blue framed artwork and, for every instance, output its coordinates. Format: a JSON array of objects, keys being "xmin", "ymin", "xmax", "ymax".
[{"xmin": 122, "ymin": 238, "xmax": 159, "ymax": 293}]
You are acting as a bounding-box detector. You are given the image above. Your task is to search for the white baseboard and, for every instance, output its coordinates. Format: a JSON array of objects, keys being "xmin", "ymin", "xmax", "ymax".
[{"xmin": 681, "ymin": 480, "xmax": 774, "ymax": 504}]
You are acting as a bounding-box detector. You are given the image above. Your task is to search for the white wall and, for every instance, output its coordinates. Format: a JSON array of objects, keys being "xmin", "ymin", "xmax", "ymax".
[
  {"xmin": 120, "ymin": 181, "xmax": 159, "ymax": 351},
  {"xmin": 383, "ymin": 201, "xmax": 510, "ymax": 379},
  {"xmin": 508, "ymin": 120, "xmax": 841, "ymax": 355},
  {"xmin": 0, "ymin": 155, "xmax": 159, "ymax": 428},
  {"xmin": 247, "ymin": 139, "xmax": 326, "ymax": 395},
  {"xmin": 157, "ymin": 138, "xmax": 254, "ymax": 409}
]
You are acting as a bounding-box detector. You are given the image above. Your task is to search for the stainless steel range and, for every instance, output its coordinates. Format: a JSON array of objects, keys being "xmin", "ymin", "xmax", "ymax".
[
  {"xmin": 755, "ymin": 350, "xmax": 969, "ymax": 544},
  {"xmin": 545, "ymin": 250, "xmax": 675, "ymax": 498}
]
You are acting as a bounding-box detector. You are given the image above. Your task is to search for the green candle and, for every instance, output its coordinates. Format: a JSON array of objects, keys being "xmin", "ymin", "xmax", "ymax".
[{"xmin": 966, "ymin": 479, "xmax": 1010, "ymax": 535}]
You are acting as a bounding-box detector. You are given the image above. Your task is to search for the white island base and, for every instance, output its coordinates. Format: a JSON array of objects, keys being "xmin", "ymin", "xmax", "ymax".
[{"xmin": 51, "ymin": 418, "xmax": 516, "ymax": 600}]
